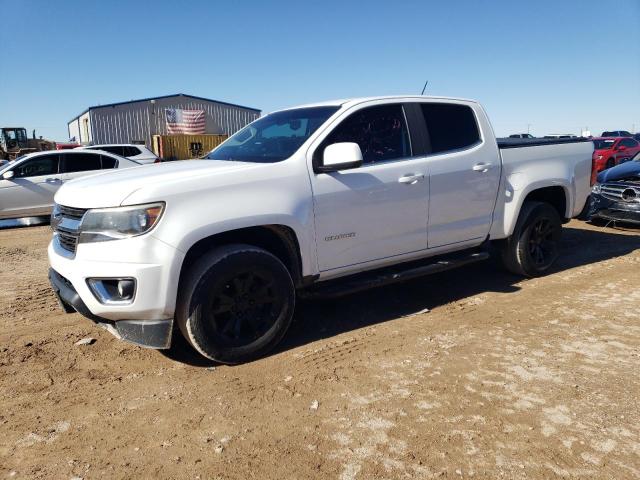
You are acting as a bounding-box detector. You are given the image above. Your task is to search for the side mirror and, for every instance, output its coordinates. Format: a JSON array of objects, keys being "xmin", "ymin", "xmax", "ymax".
[
  {"xmin": 2, "ymin": 170, "xmax": 14, "ymax": 180},
  {"xmin": 318, "ymin": 142, "xmax": 363, "ymax": 173}
]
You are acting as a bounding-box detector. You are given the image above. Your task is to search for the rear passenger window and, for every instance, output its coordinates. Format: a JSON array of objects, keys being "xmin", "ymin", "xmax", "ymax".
[
  {"xmin": 100, "ymin": 155, "xmax": 117, "ymax": 169},
  {"xmin": 99, "ymin": 146, "xmax": 125, "ymax": 156},
  {"xmin": 420, "ymin": 103, "xmax": 480, "ymax": 154},
  {"xmin": 62, "ymin": 153, "xmax": 102, "ymax": 173},
  {"xmin": 321, "ymin": 104, "xmax": 411, "ymax": 164},
  {"xmin": 123, "ymin": 146, "xmax": 141, "ymax": 157}
]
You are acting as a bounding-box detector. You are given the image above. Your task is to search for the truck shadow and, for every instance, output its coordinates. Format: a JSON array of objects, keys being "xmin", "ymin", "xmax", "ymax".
[{"xmin": 162, "ymin": 224, "xmax": 639, "ymax": 366}]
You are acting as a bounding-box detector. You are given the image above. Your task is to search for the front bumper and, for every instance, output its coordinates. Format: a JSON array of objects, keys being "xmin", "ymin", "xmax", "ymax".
[
  {"xmin": 49, "ymin": 268, "xmax": 173, "ymax": 349},
  {"xmin": 589, "ymin": 193, "xmax": 640, "ymax": 225},
  {"xmin": 47, "ymin": 232, "xmax": 185, "ymax": 349}
]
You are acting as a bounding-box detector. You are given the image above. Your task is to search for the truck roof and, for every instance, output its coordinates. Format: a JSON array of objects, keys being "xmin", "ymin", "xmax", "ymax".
[{"xmin": 275, "ymin": 95, "xmax": 479, "ymax": 112}]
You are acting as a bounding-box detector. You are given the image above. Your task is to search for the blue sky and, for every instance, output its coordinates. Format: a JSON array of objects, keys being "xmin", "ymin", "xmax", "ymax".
[{"xmin": 1, "ymin": 0, "xmax": 638, "ymax": 141}]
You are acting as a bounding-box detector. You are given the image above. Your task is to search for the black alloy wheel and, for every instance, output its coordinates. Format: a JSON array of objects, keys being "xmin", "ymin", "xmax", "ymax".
[{"xmin": 205, "ymin": 268, "xmax": 283, "ymax": 348}]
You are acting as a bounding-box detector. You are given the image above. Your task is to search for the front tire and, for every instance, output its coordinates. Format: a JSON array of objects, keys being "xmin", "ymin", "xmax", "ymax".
[
  {"xmin": 176, "ymin": 244, "xmax": 295, "ymax": 364},
  {"xmin": 500, "ymin": 202, "xmax": 562, "ymax": 277}
]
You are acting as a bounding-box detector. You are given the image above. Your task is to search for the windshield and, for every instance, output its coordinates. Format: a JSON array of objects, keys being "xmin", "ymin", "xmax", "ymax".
[
  {"xmin": 205, "ymin": 106, "xmax": 340, "ymax": 163},
  {"xmin": 593, "ymin": 139, "xmax": 616, "ymax": 150}
]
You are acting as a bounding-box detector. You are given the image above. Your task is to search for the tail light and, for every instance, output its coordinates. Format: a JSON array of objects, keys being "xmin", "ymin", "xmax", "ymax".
[{"xmin": 590, "ymin": 153, "xmax": 597, "ymax": 186}]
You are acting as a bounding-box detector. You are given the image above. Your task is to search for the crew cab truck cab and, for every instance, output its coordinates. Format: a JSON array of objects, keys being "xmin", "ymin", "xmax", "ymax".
[{"xmin": 48, "ymin": 96, "xmax": 593, "ymax": 363}]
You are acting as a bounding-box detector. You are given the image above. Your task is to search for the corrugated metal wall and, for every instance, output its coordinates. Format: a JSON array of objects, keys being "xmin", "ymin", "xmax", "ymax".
[{"xmin": 87, "ymin": 96, "xmax": 259, "ymax": 147}]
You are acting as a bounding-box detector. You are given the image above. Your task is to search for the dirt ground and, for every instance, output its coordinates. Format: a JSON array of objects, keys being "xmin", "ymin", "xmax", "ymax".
[{"xmin": 0, "ymin": 221, "xmax": 639, "ymax": 479}]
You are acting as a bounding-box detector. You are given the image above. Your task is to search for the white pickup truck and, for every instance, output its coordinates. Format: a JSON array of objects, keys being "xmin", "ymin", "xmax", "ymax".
[{"xmin": 48, "ymin": 96, "xmax": 593, "ymax": 363}]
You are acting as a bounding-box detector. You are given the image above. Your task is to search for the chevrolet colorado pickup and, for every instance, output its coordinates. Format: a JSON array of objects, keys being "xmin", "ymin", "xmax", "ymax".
[{"xmin": 48, "ymin": 96, "xmax": 593, "ymax": 363}]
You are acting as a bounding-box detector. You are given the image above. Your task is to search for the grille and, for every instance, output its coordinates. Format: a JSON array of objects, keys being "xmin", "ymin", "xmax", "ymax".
[
  {"xmin": 57, "ymin": 231, "xmax": 79, "ymax": 253},
  {"xmin": 55, "ymin": 205, "xmax": 87, "ymax": 254},
  {"xmin": 58, "ymin": 205, "xmax": 87, "ymax": 220},
  {"xmin": 600, "ymin": 183, "xmax": 640, "ymax": 202}
]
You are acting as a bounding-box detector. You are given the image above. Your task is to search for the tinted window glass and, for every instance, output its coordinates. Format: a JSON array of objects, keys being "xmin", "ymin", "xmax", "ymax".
[
  {"xmin": 322, "ymin": 104, "xmax": 411, "ymax": 164},
  {"xmin": 420, "ymin": 103, "xmax": 480, "ymax": 154},
  {"xmin": 100, "ymin": 155, "xmax": 117, "ymax": 169},
  {"xmin": 593, "ymin": 139, "xmax": 616, "ymax": 149},
  {"xmin": 123, "ymin": 146, "xmax": 141, "ymax": 157},
  {"xmin": 63, "ymin": 153, "xmax": 101, "ymax": 173},
  {"xmin": 206, "ymin": 106, "xmax": 339, "ymax": 163},
  {"xmin": 621, "ymin": 138, "xmax": 638, "ymax": 147},
  {"xmin": 13, "ymin": 155, "xmax": 59, "ymax": 178},
  {"xmin": 94, "ymin": 146, "xmax": 124, "ymax": 156}
]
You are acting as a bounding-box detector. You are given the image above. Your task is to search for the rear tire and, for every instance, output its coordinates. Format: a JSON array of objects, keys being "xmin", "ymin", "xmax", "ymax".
[
  {"xmin": 500, "ymin": 202, "xmax": 562, "ymax": 277},
  {"xmin": 176, "ymin": 244, "xmax": 295, "ymax": 364},
  {"xmin": 605, "ymin": 158, "xmax": 615, "ymax": 169}
]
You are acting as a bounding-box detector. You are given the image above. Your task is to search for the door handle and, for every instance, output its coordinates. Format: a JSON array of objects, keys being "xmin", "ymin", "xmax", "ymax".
[
  {"xmin": 398, "ymin": 173, "xmax": 424, "ymax": 185},
  {"xmin": 472, "ymin": 162, "xmax": 492, "ymax": 172}
]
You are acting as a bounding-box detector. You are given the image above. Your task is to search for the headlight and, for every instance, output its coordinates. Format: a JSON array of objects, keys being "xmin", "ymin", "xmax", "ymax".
[
  {"xmin": 591, "ymin": 183, "xmax": 601, "ymax": 194},
  {"xmin": 78, "ymin": 202, "xmax": 164, "ymax": 243}
]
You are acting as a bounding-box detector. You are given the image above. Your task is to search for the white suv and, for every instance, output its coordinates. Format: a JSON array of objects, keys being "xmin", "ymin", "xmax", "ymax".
[{"xmin": 81, "ymin": 144, "xmax": 159, "ymax": 164}]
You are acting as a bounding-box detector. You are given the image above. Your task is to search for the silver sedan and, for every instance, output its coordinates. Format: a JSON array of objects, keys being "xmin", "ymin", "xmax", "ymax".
[{"xmin": 0, "ymin": 149, "xmax": 140, "ymax": 220}]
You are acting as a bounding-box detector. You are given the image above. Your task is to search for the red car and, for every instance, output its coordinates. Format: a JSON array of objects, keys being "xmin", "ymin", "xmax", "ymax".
[{"xmin": 592, "ymin": 136, "xmax": 640, "ymax": 172}]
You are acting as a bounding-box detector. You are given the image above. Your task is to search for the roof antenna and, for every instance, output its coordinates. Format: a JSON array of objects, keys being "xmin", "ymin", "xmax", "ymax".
[{"xmin": 420, "ymin": 80, "xmax": 429, "ymax": 95}]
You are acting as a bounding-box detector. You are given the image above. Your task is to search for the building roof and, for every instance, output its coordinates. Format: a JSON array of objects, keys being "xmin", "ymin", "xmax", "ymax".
[{"xmin": 68, "ymin": 93, "xmax": 261, "ymax": 124}]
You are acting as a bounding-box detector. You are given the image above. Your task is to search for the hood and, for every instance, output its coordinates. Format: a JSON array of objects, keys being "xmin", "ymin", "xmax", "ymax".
[
  {"xmin": 597, "ymin": 160, "xmax": 640, "ymax": 183},
  {"xmin": 54, "ymin": 160, "xmax": 256, "ymax": 208}
]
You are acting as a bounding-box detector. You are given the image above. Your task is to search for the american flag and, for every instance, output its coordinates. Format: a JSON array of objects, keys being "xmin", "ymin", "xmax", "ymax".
[{"xmin": 165, "ymin": 108, "xmax": 206, "ymax": 134}]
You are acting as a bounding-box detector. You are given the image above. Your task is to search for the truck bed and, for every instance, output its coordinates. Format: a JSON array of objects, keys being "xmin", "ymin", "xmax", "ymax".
[{"xmin": 497, "ymin": 137, "xmax": 592, "ymax": 149}]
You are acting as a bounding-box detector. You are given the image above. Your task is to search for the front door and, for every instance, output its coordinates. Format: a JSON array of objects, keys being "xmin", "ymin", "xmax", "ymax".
[{"xmin": 310, "ymin": 103, "xmax": 430, "ymax": 272}]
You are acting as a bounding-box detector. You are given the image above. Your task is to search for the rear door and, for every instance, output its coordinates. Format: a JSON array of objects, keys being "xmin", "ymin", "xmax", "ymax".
[
  {"xmin": 418, "ymin": 102, "xmax": 501, "ymax": 248},
  {"xmin": 0, "ymin": 154, "xmax": 61, "ymax": 218},
  {"xmin": 60, "ymin": 152, "xmax": 103, "ymax": 181}
]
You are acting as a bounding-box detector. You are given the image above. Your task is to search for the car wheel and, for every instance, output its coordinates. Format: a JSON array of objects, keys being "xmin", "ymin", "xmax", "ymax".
[
  {"xmin": 176, "ymin": 244, "xmax": 295, "ymax": 364},
  {"xmin": 605, "ymin": 158, "xmax": 615, "ymax": 169},
  {"xmin": 500, "ymin": 201, "xmax": 562, "ymax": 277}
]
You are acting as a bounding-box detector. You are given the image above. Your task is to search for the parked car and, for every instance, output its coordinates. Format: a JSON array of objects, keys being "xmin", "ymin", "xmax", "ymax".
[
  {"xmin": 544, "ymin": 134, "xmax": 578, "ymax": 139},
  {"xmin": 80, "ymin": 144, "xmax": 159, "ymax": 164},
  {"xmin": 602, "ymin": 130, "xmax": 632, "ymax": 138},
  {"xmin": 589, "ymin": 151, "xmax": 640, "ymax": 225},
  {"xmin": 48, "ymin": 95, "xmax": 592, "ymax": 363},
  {"xmin": 633, "ymin": 133, "xmax": 640, "ymax": 142},
  {"xmin": 509, "ymin": 133, "xmax": 535, "ymax": 139},
  {"xmin": 592, "ymin": 136, "xmax": 640, "ymax": 172},
  {"xmin": 0, "ymin": 150, "xmax": 140, "ymax": 220}
]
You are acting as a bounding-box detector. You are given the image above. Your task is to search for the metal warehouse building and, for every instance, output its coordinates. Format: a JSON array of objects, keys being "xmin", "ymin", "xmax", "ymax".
[{"xmin": 67, "ymin": 93, "xmax": 260, "ymax": 147}]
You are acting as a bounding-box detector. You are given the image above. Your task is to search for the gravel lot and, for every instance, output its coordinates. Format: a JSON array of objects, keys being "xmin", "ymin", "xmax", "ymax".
[{"xmin": 1, "ymin": 221, "xmax": 639, "ymax": 479}]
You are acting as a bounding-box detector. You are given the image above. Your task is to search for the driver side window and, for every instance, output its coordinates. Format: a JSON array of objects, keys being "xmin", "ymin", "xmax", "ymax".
[
  {"xmin": 14, "ymin": 156, "xmax": 60, "ymax": 178},
  {"xmin": 320, "ymin": 104, "xmax": 411, "ymax": 164}
]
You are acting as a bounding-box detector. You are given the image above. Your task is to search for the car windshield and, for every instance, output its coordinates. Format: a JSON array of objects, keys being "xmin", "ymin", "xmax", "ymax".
[
  {"xmin": 593, "ymin": 139, "xmax": 616, "ymax": 149},
  {"xmin": 205, "ymin": 106, "xmax": 340, "ymax": 163}
]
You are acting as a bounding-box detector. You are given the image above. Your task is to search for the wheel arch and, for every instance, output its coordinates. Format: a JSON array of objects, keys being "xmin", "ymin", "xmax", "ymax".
[
  {"xmin": 178, "ymin": 225, "xmax": 305, "ymax": 290},
  {"xmin": 498, "ymin": 183, "xmax": 571, "ymax": 239}
]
